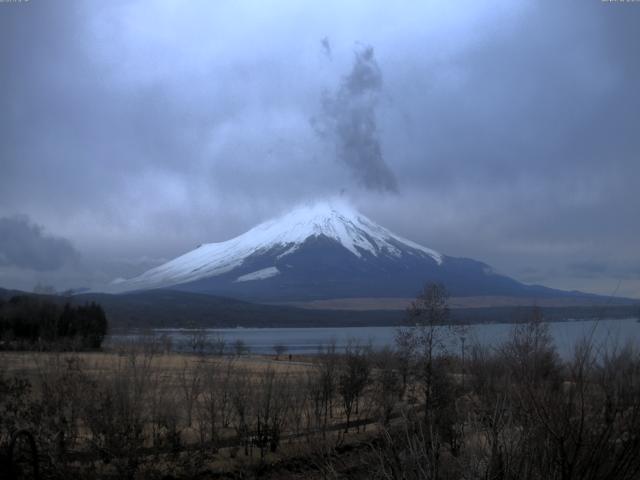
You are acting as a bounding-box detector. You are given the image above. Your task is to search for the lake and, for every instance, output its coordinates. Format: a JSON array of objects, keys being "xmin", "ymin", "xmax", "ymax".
[{"xmin": 106, "ymin": 317, "xmax": 640, "ymax": 359}]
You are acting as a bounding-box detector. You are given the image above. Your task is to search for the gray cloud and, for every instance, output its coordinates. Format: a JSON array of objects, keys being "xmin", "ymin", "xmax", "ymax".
[
  {"xmin": 313, "ymin": 46, "xmax": 398, "ymax": 193},
  {"xmin": 567, "ymin": 262, "xmax": 609, "ymax": 279},
  {"xmin": 567, "ymin": 261, "xmax": 640, "ymax": 281},
  {"xmin": 0, "ymin": 1, "xmax": 639, "ymax": 297},
  {"xmin": 0, "ymin": 216, "xmax": 79, "ymax": 271}
]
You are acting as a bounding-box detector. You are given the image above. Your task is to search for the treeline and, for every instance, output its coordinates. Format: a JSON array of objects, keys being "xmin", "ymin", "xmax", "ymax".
[{"xmin": 0, "ymin": 295, "xmax": 108, "ymax": 350}]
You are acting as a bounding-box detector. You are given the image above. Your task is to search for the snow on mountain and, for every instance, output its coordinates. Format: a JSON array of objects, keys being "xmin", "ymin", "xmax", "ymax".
[
  {"xmin": 235, "ymin": 267, "xmax": 280, "ymax": 282},
  {"xmin": 107, "ymin": 200, "xmax": 442, "ymax": 293}
]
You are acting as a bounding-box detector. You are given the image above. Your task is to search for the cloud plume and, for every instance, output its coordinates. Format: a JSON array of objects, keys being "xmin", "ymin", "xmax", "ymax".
[
  {"xmin": 315, "ymin": 46, "xmax": 398, "ymax": 193},
  {"xmin": 0, "ymin": 216, "xmax": 79, "ymax": 271}
]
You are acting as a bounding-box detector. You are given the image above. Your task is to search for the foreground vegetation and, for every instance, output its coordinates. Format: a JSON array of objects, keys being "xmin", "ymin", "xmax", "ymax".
[{"xmin": 1, "ymin": 285, "xmax": 640, "ymax": 479}]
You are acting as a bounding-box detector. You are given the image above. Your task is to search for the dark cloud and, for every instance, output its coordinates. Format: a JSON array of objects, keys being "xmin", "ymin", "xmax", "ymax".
[
  {"xmin": 0, "ymin": 216, "xmax": 79, "ymax": 271},
  {"xmin": 313, "ymin": 46, "xmax": 398, "ymax": 193},
  {"xmin": 321, "ymin": 37, "xmax": 332, "ymax": 59}
]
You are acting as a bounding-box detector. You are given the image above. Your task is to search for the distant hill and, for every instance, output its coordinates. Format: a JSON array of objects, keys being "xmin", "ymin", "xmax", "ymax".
[
  {"xmin": 75, "ymin": 289, "xmax": 402, "ymax": 328},
  {"xmin": 278, "ymin": 295, "xmax": 639, "ymax": 311},
  {"xmin": 2, "ymin": 287, "xmax": 637, "ymax": 329}
]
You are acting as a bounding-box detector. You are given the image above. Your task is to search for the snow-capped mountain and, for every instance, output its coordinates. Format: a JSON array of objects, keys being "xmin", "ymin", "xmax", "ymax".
[{"xmin": 106, "ymin": 200, "xmax": 566, "ymax": 301}]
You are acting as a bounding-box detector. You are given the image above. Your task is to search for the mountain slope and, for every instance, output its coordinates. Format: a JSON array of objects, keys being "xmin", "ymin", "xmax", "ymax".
[
  {"xmin": 109, "ymin": 201, "xmax": 441, "ymax": 293},
  {"xmin": 104, "ymin": 200, "xmax": 599, "ymax": 301}
]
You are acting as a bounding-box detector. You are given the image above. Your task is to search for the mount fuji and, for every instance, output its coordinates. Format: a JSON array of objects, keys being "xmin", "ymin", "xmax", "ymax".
[{"xmin": 105, "ymin": 200, "xmax": 582, "ymax": 302}]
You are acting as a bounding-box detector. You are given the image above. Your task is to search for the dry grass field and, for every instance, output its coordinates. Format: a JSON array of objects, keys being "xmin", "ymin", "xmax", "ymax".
[
  {"xmin": 0, "ymin": 346, "xmax": 389, "ymax": 479},
  {"xmin": 0, "ymin": 350, "xmax": 313, "ymax": 379}
]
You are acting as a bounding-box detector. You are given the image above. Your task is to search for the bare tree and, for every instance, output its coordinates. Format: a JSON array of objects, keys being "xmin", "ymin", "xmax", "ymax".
[
  {"xmin": 372, "ymin": 347, "xmax": 402, "ymax": 425},
  {"xmin": 253, "ymin": 367, "xmax": 293, "ymax": 457},
  {"xmin": 317, "ymin": 340, "xmax": 339, "ymax": 435},
  {"xmin": 393, "ymin": 283, "xmax": 453, "ymax": 478},
  {"xmin": 188, "ymin": 329, "xmax": 210, "ymax": 355},
  {"xmin": 210, "ymin": 332, "xmax": 226, "ymax": 356},
  {"xmin": 273, "ymin": 343, "xmax": 287, "ymax": 360},
  {"xmin": 197, "ymin": 356, "xmax": 236, "ymax": 451},
  {"xmin": 198, "ymin": 359, "xmax": 221, "ymax": 449},
  {"xmin": 338, "ymin": 341, "xmax": 371, "ymax": 432},
  {"xmin": 80, "ymin": 350, "xmax": 155, "ymax": 479},
  {"xmin": 230, "ymin": 367, "xmax": 254, "ymax": 456},
  {"xmin": 233, "ymin": 339, "xmax": 249, "ymax": 356},
  {"xmin": 178, "ymin": 360, "xmax": 202, "ymax": 428}
]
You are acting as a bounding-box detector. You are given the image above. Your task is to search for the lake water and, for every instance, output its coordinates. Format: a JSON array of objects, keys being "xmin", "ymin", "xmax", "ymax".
[{"xmin": 106, "ymin": 318, "xmax": 640, "ymax": 359}]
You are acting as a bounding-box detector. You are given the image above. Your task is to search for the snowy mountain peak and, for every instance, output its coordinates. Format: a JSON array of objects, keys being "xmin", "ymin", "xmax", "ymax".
[
  {"xmin": 107, "ymin": 199, "xmax": 442, "ymax": 293},
  {"xmin": 250, "ymin": 199, "xmax": 442, "ymax": 262}
]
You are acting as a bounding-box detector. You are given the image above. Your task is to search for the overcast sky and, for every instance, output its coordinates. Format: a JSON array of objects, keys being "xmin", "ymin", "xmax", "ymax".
[{"xmin": 1, "ymin": 0, "xmax": 639, "ymax": 298}]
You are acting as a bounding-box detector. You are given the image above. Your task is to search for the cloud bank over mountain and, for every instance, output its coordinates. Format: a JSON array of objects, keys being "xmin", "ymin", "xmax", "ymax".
[{"xmin": 1, "ymin": 1, "xmax": 639, "ymax": 297}]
